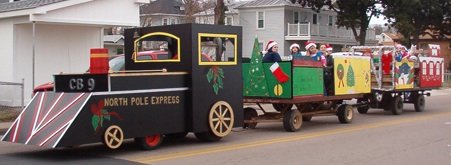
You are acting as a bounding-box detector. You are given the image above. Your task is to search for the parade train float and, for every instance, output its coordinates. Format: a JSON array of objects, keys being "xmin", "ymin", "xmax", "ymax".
[
  {"xmin": 351, "ymin": 45, "xmax": 444, "ymax": 115},
  {"xmin": 1, "ymin": 24, "xmax": 444, "ymax": 150}
]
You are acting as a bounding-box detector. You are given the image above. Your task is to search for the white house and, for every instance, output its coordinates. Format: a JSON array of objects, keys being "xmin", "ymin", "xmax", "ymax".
[
  {"xmin": 0, "ymin": 0, "xmax": 148, "ymax": 106},
  {"xmin": 104, "ymin": 34, "xmax": 125, "ymax": 56},
  {"xmin": 237, "ymin": 0, "xmax": 378, "ymax": 58},
  {"xmin": 140, "ymin": 0, "xmax": 185, "ymax": 27}
]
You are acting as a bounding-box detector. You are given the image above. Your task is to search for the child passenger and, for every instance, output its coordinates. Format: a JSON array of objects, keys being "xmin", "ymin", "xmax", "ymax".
[
  {"xmin": 262, "ymin": 40, "xmax": 282, "ymax": 63},
  {"xmin": 289, "ymin": 43, "xmax": 302, "ymax": 60},
  {"xmin": 305, "ymin": 41, "xmax": 322, "ymax": 62}
]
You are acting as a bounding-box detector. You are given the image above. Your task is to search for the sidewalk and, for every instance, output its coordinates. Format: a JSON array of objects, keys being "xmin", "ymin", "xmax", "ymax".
[{"xmin": 430, "ymin": 87, "xmax": 451, "ymax": 96}]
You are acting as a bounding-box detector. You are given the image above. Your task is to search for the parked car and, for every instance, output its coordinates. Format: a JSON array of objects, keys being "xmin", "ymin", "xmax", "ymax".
[{"xmin": 32, "ymin": 51, "xmax": 168, "ymax": 95}]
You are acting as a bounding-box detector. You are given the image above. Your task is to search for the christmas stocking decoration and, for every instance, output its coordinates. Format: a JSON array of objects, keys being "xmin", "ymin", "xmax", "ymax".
[{"xmin": 269, "ymin": 62, "xmax": 289, "ymax": 83}]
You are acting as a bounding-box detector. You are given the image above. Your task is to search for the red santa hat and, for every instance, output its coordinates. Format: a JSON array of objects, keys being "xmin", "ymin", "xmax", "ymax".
[
  {"xmin": 262, "ymin": 40, "xmax": 278, "ymax": 54},
  {"xmin": 290, "ymin": 43, "xmax": 300, "ymax": 50},
  {"xmin": 305, "ymin": 41, "xmax": 316, "ymax": 50},
  {"xmin": 265, "ymin": 40, "xmax": 278, "ymax": 51},
  {"xmin": 326, "ymin": 44, "xmax": 333, "ymax": 51}
]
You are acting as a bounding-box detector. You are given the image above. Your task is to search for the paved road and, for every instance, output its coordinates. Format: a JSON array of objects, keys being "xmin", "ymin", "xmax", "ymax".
[{"xmin": 1, "ymin": 94, "xmax": 451, "ymax": 165}]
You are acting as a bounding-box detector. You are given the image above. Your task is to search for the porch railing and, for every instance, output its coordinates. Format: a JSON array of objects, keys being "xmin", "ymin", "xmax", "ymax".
[
  {"xmin": 445, "ymin": 73, "xmax": 451, "ymax": 87},
  {"xmin": 287, "ymin": 22, "xmax": 376, "ymax": 40}
]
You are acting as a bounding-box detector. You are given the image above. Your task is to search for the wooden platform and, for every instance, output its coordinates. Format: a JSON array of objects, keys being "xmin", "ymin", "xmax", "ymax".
[{"xmin": 243, "ymin": 94, "xmax": 364, "ymax": 104}]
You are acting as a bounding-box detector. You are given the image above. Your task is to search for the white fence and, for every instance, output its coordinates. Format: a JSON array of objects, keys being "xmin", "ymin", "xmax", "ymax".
[
  {"xmin": 445, "ymin": 73, "xmax": 451, "ymax": 87},
  {"xmin": 0, "ymin": 79, "xmax": 24, "ymax": 108}
]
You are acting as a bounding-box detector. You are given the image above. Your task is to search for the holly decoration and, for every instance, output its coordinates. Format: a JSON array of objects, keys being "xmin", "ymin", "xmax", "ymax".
[
  {"xmin": 90, "ymin": 100, "xmax": 123, "ymax": 133},
  {"xmin": 207, "ymin": 66, "xmax": 224, "ymax": 95},
  {"xmin": 346, "ymin": 64, "xmax": 355, "ymax": 87},
  {"xmin": 244, "ymin": 37, "xmax": 269, "ymax": 96}
]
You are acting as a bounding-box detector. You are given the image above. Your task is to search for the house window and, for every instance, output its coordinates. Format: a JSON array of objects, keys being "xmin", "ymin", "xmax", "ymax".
[
  {"xmin": 312, "ymin": 14, "xmax": 317, "ymax": 24},
  {"xmin": 225, "ymin": 16, "xmax": 233, "ymax": 25},
  {"xmin": 257, "ymin": 11, "xmax": 265, "ymax": 29},
  {"xmin": 170, "ymin": 18, "xmax": 177, "ymax": 25},
  {"xmin": 318, "ymin": 15, "xmax": 322, "ymax": 25},
  {"xmin": 328, "ymin": 15, "xmax": 333, "ymax": 26},
  {"xmin": 448, "ymin": 42, "xmax": 451, "ymax": 49},
  {"xmin": 294, "ymin": 11, "xmax": 299, "ymax": 23},
  {"xmin": 162, "ymin": 18, "xmax": 168, "ymax": 25}
]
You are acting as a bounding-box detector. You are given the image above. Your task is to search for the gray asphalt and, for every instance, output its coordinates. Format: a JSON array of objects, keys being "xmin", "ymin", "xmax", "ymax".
[{"xmin": 0, "ymin": 91, "xmax": 450, "ymax": 165}]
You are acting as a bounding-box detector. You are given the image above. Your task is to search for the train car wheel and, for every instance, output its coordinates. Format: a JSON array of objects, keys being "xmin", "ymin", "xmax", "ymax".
[
  {"xmin": 135, "ymin": 134, "xmax": 163, "ymax": 150},
  {"xmin": 414, "ymin": 95, "xmax": 425, "ymax": 112},
  {"xmin": 337, "ymin": 104, "xmax": 353, "ymax": 124},
  {"xmin": 357, "ymin": 98, "xmax": 370, "ymax": 114},
  {"xmin": 391, "ymin": 96, "xmax": 404, "ymax": 115},
  {"xmin": 196, "ymin": 101, "xmax": 235, "ymax": 142},
  {"xmin": 103, "ymin": 125, "xmax": 124, "ymax": 149},
  {"xmin": 283, "ymin": 110, "xmax": 302, "ymax": 132},
  {"xmin": 243, "ymin": 107, "xmax": 258, "ymax": 129},
  {"xmin": 209, "ymin": 101, "xmax": 234, "ymax": 137},
  {"xmin": 165, "ymin": 132, "xmax": 188, "ymax": 139},
  {"xmin": 272, "ymin": 103, "xmax": 293, "ymax": 112}
]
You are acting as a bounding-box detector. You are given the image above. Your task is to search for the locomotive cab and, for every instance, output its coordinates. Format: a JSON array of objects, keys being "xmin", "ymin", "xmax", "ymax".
[{"xmin": 124, "ymin": 24, "xmax": 244, "ymax": 141}]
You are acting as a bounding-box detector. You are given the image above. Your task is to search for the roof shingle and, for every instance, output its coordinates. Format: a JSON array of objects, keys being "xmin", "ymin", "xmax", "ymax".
[
  {"xmin": 140, "ymin": 0, "xmax": 184, "ymax": 15},
  {"xmin": 238, "ymin": 0, "xmax": 292, "ymax": 8},
  {"xmin": 0, "ymin": 0, "xmax": 66, "ymax": 13}
]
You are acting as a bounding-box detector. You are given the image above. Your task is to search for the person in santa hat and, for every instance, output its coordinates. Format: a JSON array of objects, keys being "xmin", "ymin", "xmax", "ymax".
[
  {"xmin": 305, "ymin": 41, "xmax": 322, "ymax": 61},
  {"xmin": 289, "ymin": 43, "xmax": 302, "ymax": 60},
  {"xmin": 324, "ymin": 44, "xmax": 334, "ymax": 95},
  {"xmin": 262, "ymin": 40, "xmax": 282, "ymax": 63},
  {"xmin": 395, "ymin": 44, "xmax": 409, "ymax": 62}
]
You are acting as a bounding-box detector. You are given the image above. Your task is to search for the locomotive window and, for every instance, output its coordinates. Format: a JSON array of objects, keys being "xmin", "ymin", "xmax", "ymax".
[
  {"xmin": 429, "ymin": 61, "xmax": 434, "ymax": 76},
  {"xmin": 198, "ymin": 33, "xmax": 237, "ymax": 65},
  {"xmin": 422, "ymin": 61, "xmax": 427, "ymax": 75},
  {"xmin": 436, "ymin": 61, "xmax": 441, "ymax": 76},
  {"xmin": 133, "ymin": 32, "xmax": 180, "ymax": 63}
]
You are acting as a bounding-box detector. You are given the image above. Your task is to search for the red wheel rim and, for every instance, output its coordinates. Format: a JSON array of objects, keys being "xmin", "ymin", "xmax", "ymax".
[{"xmin": 145, "ymin": 135, "xmax": 161, "ymax": 146}]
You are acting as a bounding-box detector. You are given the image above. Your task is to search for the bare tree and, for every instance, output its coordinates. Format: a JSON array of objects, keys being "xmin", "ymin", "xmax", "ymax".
[
  {"xmin": 214, "ymin": 0, "xmax": 225, "ymax": 25},
  {"xmin": 183, "ymin": 0, "xmax": 201, "ymax": 23}
]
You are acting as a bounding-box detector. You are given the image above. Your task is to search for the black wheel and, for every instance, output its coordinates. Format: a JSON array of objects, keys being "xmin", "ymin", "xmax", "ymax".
[
  {"xmin": 272, "ymin": 103, "xmax": 293, "ymax": 112},
  {"xmin": 194, "ymin": 132, "xmax": 221, "ymax": 142},
  {"xmin": 391, "ymin": 96, "xmax": 404, "ymax": 115},
  {"xmin": 165, "ymin": 132, "xmax": 188, "ymax": 139},
  {"xmin": 302, "ymin": 115, "xmax": 313, "ymax": 121},
  {"xmin": 283, "ymin": 110, "xmax": 302, "ymax": 132},
  {"xmin": 243, "ymin": 107, "xmax": 258, "ymax": 129},
  {"xmin": 414, "ymin": 95, "xmax": 425, "ymax": 112},
  {"xmin": 135, "ymin": 134, "xmax": 163, "ymax": 150},
  {"xmin": 357, "ymin": 98, "xmax": 370, "ymax": 114},
  {"xmin": 337, "ymin": 104, "xmax": 353, "ymax": 124}
]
